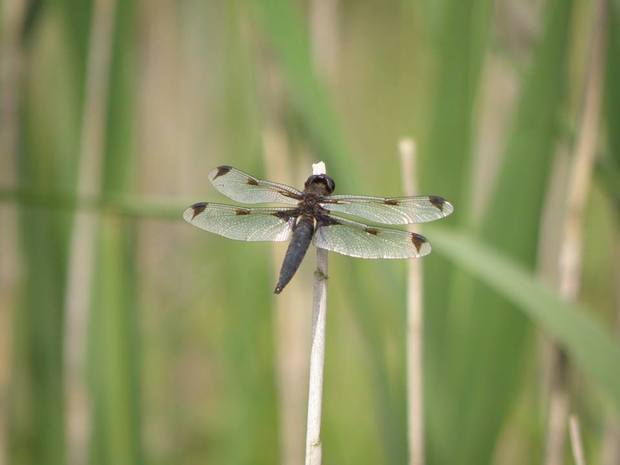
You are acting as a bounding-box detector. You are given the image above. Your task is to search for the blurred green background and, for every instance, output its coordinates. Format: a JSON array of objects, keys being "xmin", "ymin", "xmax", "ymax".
[{"xmin": 1, "ymin": 0, "xmax": 620, "ymax": 464}]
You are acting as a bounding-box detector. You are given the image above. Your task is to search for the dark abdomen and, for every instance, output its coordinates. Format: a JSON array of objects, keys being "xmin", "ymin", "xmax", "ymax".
[{"xmin": 274, "ymin": 216, "xmax": 314, "ymax": 294}]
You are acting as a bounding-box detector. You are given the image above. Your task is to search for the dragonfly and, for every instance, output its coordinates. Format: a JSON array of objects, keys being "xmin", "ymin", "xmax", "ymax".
[{"xmin": 183, "ymin": 165, "xmax": 453, "ymax": 294}]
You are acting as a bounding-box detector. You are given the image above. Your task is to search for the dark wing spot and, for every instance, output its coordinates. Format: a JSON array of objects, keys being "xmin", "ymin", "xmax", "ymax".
[
  {"xmin": 411, "ymin": 233, "xmax": 426, "ymax": 253},
  {"xmin": 384, "ymin": 199, "xmax": 400, "ymax": 206},
  {"xmin": 247, "ymin": 178, "xmax": 259, "ymax": 186},
  {"xmin": 429, "ymin": 195, "xmax": 446, "ymax": 211},
  {"xmin": 365, "ymin": 227, "xmax": 379, "ymax": 236},
  {"xmin": 235, "ymin": 208, "xmax": 251, "ymax": 216},
  {"xmin": 191, "ymin": 202, "xmax": 207, "ymax": 219},
  {"xmin": 213, "ymin": 165, "xmax": 232, "ymax": 179}
]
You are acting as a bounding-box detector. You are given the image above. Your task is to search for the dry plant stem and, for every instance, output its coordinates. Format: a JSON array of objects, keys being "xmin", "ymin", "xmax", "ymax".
[
  {"xmin": 543, "ymin": 2, "xmax": 606, "ymax": 465},
  {"xmin": 557, "ymin": 0, "xmax": 606, "ymax": 303},
  {"xmin": 569, "ymin": 415, "xmax": 587, "ymax": 465},
  {"xmin": 64, "ymin": 1, "xmax": 117, "ymax": 464},
  {"xmin": 305, "ymin": 162, "xmax": 329, "ymax": 465},
  {"xmin": 399, "ymin": 138, "xmax": 425, "ymax": 465}
]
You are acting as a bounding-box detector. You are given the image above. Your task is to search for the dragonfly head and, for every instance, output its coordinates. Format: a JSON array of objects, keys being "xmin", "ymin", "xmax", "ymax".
[{"xmin": 304, "ymin": 174, "xmax": 335, "ymax": 195}]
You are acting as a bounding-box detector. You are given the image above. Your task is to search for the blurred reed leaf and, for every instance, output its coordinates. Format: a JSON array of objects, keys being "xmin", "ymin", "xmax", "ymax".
[
  {"xmin": 435, "ymin": 0, "xmax": 575, "ymax": 463},
  {"xmin": 428, "ymin": 226, "xmax": 620, "ymax": 409},
  {"xmin": 54, "ymin": 0, "xmax": 93, "ymax": 109},
  {"xmin": 54, "ymin": 0, "xmax": 93, "ymax": 65},
  {"xmin": 88, "ymin": 1, "xmax": 142, "ymax": 464},
  {"xmin": 417, "ymin": 0, "xmax": 494, "ymax": 463}
]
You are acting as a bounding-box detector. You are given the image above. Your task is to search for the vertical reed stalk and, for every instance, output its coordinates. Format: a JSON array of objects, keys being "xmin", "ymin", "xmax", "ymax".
[
  {"xmin": 305, "ymin": 162, "xmax": 329, "ymax": 465},
  {"xmin": 64, "ymin": 1, "xmax": 117, "ymax": 464},
  {"xmin": 543, "ymin": 1, "xmax": 606, "ymax": 464},
  {"xmin": 399, "ymin": 138, "xmax": 425, "ymax": 465}
]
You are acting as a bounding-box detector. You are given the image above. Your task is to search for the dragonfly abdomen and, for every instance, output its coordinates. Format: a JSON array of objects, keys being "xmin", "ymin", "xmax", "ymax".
[{"xmin": 274, "ymin": 216, "xmax": 315, "ymax": 294}]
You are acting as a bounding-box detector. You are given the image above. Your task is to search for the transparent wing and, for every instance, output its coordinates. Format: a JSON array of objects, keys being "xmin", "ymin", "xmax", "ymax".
[
  {"xmin": 208, "ymin": 165, "xmax": 302, "ymax": 205},
  {"xmin": 323, "ymin": 194, "xmax": 453, "ymax": 224},
  {"xmin": 183, "ymin": 202, "xmax": 297, "ymax": 241},
  {"xmin": 314, "ymin": 216, "xmax": 431, "ymax": 259}
]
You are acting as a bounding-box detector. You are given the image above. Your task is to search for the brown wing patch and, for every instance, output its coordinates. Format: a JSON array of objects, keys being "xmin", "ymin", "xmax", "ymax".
[
  {"xmin": 235, "ymin": 208, "xmax": 251, "ymax": 215},
  {"xmin": 384, "ymin": 199, "xmax": 400, "ymax": 206},
  {"xmin": 411, "ymin": 233, "xmax": 426, "ymax": 253},
  {"xmin": 213, "ymin": 165, "xmax": 232, "ymax": 179},
  {"xmin": 190, "ymin": 202, "xmax": 207, "ymax": 219},
  {"xmin": 246, "ymin": 177, "xmax": 259, "ymax": 186},
  {"xmin": 272, "ymin": 209, "xmax": 299, "ymax": 220},
  {"xmin": 365, "ymin": 227, "xmax": 379, "ymax": 236},
  {"xmin": 429, "ymin": 195, "xmax": 446, "ymax": 211}
]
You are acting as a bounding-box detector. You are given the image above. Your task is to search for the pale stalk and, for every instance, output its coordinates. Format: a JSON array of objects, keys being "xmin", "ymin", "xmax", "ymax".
[
  {"xmin": 399, "ymin": 138, "xmax": 425, "ymax": 465},
  {"xmin": 305, "ymin": 162, "xmax": 329, "ymax": 465}
]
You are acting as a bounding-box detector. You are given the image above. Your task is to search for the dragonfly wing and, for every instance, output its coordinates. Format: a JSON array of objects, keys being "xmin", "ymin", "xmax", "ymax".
[
  {"xmin": 323, "ymin": 194, "xmax": 453, "ymax": 224},
  {"xmin": 313, "ymin": 216, "xmax": 431, "ymax": 258},
  {"xmin": 183, "ymin": 202, "xmax": 298, "ymax": 241},
  {"xmin": 208, "ymin": 165, "xmax": 302, "ymax": 205}
]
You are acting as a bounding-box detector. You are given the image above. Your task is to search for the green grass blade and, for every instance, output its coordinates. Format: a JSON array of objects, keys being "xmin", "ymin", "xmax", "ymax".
[{"xmin": 428, "ymin": 226, "xmax": 620, "ymax": 409}]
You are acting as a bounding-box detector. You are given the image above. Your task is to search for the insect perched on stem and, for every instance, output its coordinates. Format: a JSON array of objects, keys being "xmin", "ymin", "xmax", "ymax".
[{"xmin": 183, "ymin": 165, "xmax": 453, "ymax": 294}]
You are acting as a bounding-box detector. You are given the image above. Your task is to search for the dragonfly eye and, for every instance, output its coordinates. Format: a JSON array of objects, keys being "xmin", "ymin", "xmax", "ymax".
[{"xmin": 324, "ymin": 175, "xmax": 335, "ymax": 193}]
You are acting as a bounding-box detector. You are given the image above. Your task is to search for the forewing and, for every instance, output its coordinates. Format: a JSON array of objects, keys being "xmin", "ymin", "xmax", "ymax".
[
  {"xmin": 323, "ymin": 195, "xmax": 453, "ymax": 224},
  {"xmin": 208, "ymin": 165, "xmax": 302, "ymax": 205},
  {"xmin": 183, "ymin": 202, "xmax": 297, "ymax": 241},
  {"xmin": 314, "ymin": 216, "xmax": 431, "ymax": 259}
]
